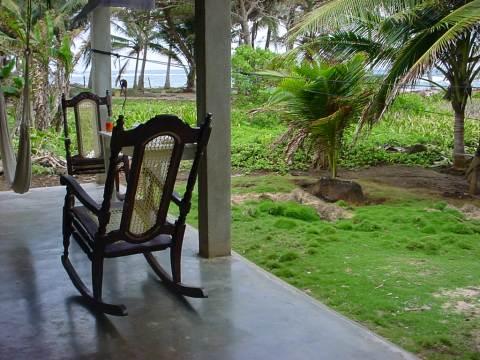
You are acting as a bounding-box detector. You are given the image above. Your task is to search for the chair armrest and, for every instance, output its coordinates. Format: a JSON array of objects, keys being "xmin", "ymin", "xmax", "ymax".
[
  {"xmin": 172, "ymin": 191, "xmax": 183, "ymax": 206},
  {"xmin": 60, "ymin": 175, "xmax": 101, "ymax": 215}
]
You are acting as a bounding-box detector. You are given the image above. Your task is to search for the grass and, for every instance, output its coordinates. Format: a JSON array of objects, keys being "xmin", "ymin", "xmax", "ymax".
[
  {"xmin": 211, "ymin": 174, "xmax": 480, "ymax": 360},
  {"xmin": 175, "ymin": 174, "xmax": 480, "ymax": 359}
]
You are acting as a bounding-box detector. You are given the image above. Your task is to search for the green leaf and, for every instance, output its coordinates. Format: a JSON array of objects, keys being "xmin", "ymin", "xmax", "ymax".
[{"xmin": 0, "ymin": 60, "xmax": 15, "ymax": 80}]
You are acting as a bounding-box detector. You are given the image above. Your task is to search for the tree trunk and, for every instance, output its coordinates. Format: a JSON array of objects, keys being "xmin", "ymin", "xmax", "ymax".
[
  {"xmin": 447, "ymin": 35, "xmax": 471, "ymax": 170},
  {"xmin": 241, "ymin": 19, "xmax": 251, "ymax": 46},
  {"xmin": 452, "ymin": 107, "xmax": 466, "ymax": 169},
  {"xmin": 186, "ymin": 65, "xmax": 195, "ymax": 92},
  {"xmin": 137, "ymin": 45, "xmax": 148, "ymax": 91},
  {"xmin": 328, "ymin": 146, "xmax": 337, "ymax": 178},
  {"xmin": 285, "ymin": 6, "xmax": 296, "ymax": 51},
  {"xmin": 265, "ymin": 26, "xmax": 272, "ymax": 50},
  {"xmin": 427, "ymin": 69, "xmax": 433, "ymax": 89},
  {"xmin": 164, "ymin": 45, "xmax": 172, "ymax": 90},
  {"xmin": 251, "ymin": 22, "xmax": 258, "ymax": 48},
  {"xmin": 133, "ymin": 51, "xmax": 140, "ymax": 89},
  {"xmin": 88, "ymin": 69, "xmax": 93, "ymax": 89},
  {"xmin": 51, "ymin": 64, "xmax": 69, "ymax": 133},
  {"xmin": 32, "ymin": 61, "xmax": 50, "ymax": 130},
  {"xmin": 237, "ymin": 0, "xmax": 251, "ymax": 47}
]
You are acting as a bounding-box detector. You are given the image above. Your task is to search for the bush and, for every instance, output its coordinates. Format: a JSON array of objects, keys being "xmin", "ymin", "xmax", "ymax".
[{"xmin": 232, "ymin": 45, "xmax": 277, "ymax": 101}]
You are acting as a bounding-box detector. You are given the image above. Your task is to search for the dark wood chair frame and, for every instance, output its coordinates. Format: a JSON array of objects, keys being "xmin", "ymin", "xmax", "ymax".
[
  {"xmin": 60, "ymin": 114, "xmax": 212, "ymax": 316},
  {"xmin": 62, "ymin": 91, "xmax": 129, "ymax": 196}
]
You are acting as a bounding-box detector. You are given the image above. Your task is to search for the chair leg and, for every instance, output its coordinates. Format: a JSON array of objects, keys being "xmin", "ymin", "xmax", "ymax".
[
  {"xmin": 61, "ymin": 242, "xmax": 127, "ymax": 316},
  {"xmin": 92, "ymin": 251, "xmax": 104, "ymax": 301},
  {"xmin": 144, "ymin": 252, "xmax": 207, "ymax": 298},
  {"xmin": 170, "ymin": 244, "xmax": 182, "ymax": 283},
  {"xmin": 62, "ymin": 215, "xmax": 72, "ymax": 258},
  {"xmin": 62, "ymin": 194, "xmax": 74, "ymax": 257},
  {"xmin": 62, "ymin": 255, "xmax": 127, "ymax": 316}
]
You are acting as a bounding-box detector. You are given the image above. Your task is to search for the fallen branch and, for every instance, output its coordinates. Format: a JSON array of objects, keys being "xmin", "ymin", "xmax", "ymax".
[{"xmin": 32, "ymin": 153, "xmax": 66, "ymax": 169}]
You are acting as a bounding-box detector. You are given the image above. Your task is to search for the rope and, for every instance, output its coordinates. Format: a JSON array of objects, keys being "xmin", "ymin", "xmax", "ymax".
[
  {"xmin": 92, "ymin": 48, "xmax": 186, "ymax": 69},
  {"xmin": 91, "ymin": 48, "xmax": 480, "ymax": 91}
]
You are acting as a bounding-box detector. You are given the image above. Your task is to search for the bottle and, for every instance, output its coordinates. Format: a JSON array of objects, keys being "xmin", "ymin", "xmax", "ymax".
[{"xmin": 105, "ymin": 115, "xmax": 113, "ymax": 132}]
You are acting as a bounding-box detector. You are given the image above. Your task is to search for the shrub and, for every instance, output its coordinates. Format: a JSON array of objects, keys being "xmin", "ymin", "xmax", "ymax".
[{"xmin": 232, "ymin": 45, "xmax": 277, "ymax": 100}]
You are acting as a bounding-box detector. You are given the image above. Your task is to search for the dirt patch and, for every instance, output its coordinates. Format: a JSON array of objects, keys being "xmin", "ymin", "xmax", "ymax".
[
  {"xmin": 0, "ymin": 173, "xmax": 97, "ymax": 191},
  {"xmin": 472, "ymin": 330, "xmax": 480, "ymax": 352},
  {"xmin": 302, "ymin": 177, "xmax": 365, "ymax": 203},
  {"xmin": 458, "ymin": 204, "xmax": 480, "ymax": 221},
  {"xmin": 336, "ymin": 165, "xmax": 472, "ymax": 199},
  {"xmin": 232, "ymin": 188, "xmax": 352, "ymax": 221},
  {"xmin": 434, "ymin": 287, "xmax": 480, "ymax": 317}
]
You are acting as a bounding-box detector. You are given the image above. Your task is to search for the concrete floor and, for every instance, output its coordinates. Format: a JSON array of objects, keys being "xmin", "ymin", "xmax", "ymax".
[{"xmin": 0, "ymin": 185, "xmax": 417, "ymax": 360}]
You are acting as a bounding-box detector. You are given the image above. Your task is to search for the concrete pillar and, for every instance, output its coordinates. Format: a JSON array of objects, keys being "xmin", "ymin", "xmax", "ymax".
[
  {"xmin": 195, "ymin": 0, "xmax": 231, "ymax": 258},
  {"xmin": 91, "ymin": 6, "xmax": 111, "ymax": 183},
  {"xmin": 91, "ymin": 6, "xmax": 111, "ymax": 129}
]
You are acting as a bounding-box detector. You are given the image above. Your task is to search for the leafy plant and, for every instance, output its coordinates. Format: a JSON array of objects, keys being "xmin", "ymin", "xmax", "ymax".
[
  {"xmin": 265, "ymin": 54, "xmax": 371, "ymax": 177},
  {"xmin": 232, "ymin": 45, "xmax": 277, "ymax": 101},
  {"xmin": 0, "ymin": 59, "xmax": 23, "ymax": 97}
]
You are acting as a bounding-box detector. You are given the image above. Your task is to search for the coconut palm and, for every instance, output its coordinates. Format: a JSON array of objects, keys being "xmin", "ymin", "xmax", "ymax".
[
  {"xmin": 266, "ymin": 54, "xmax": 370, "ymax": 177},
  {"xmin": 0, "ymin": 0, "xmax": 79, "ymax": 130},
  {"xmin": 112, "ymin": 9, "xmax": 157, "ymax": 91},
  {"xmin": 155, "ymin": 1, "xmax": 197, "ymax": 90},
  {"xmin": 292, "ymin": 0, "xmax": 480, "ymax": 169}
]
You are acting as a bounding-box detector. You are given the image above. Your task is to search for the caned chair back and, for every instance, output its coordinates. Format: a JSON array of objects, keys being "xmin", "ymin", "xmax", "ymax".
[
  {"xmin": 62, "ymin": 92, "xmax": 110, "ymax": 165},
  {"xmin": 99, "ymin": 114, "xmax": 212, "ymax": 244}
]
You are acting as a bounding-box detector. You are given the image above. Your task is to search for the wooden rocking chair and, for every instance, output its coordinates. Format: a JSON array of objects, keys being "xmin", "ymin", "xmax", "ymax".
[
  {"xmin": 60, "ymin": 114, "xmax": 212, "ymax": 316},
  {"xmin": 61, "ymin": 91, "xmax": 129, "ymax": 196}
]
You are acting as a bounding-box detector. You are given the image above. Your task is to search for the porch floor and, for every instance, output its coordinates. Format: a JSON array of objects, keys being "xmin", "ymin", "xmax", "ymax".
[{"xmin": 0, "ymin": 184, "xmax": 416, "ymax": 359}]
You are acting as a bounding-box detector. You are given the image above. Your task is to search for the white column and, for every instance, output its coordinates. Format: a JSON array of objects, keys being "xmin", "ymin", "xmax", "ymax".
[
  {"xmin": 195, "ymin": 0, "xmax": 232, "ymax": 258},
  {"xmin": 91, "ymin": 6, "xmax": 111, "ymax": 129},
  {"xmin": 91, "ymin": 6, "xmax": 111, "ymax": 183}
]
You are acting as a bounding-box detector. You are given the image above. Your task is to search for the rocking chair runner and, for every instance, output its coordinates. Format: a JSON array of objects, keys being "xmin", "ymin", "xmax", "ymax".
[
  {"xmin": 60, "ymin": 114, "xmax": 212, "ymax": 316},
  {"xmin": 62, "ymin": 91, "xmax": 129, "ymax": 197}
]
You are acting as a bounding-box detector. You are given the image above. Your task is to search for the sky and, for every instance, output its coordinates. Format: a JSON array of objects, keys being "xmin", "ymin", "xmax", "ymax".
[{"xmin": 72, "ymin": 23, "xmax": 284, "ymax": 75}]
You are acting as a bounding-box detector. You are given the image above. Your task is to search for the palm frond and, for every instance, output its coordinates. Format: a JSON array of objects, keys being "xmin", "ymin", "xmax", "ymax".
[
  {"xmin": 403, "ymin": 2, "xmax": 480, "ymax": 84},
  {"xmin": 290, "ymin": 0, "xmax": 422, "ymax": 39}
]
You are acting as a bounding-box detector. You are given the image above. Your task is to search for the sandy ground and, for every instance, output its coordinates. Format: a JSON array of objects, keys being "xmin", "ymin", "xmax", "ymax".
[
  {"xmin": 0, "ymin": 173, "xmax": 97, "ymax": 191},
  {"xmin": 338, "ymin": 165, "xmax": 472, "ymax": 199}
]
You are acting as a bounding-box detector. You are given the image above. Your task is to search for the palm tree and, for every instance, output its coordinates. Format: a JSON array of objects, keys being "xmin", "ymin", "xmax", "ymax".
[
  {"xmin": 155, "ymin": 1, "xmax": 197, "ymax": 91},
  {"xmin": 0, "ymin": 0, "xmax": 79, "ymax": 130},
  {"xmin": 266, "ymin": 54, "xmax": 370, "ymax": 177},
  {"xmin": 291, "ymin": 0, "xmax": 480, "ymax": 169},
  {"xmin": 112, "ymin": 10, "xmax": 154, "ymax": 90}
]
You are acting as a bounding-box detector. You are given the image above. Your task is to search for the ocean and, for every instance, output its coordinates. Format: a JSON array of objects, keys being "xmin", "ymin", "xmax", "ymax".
[
  {"xmin": 70, "ymin": 68, "xmax": 188, "ymax": 89},
  {"xmin": 70, "ymin": 68, "xmax": 479, "ymax": 91}
]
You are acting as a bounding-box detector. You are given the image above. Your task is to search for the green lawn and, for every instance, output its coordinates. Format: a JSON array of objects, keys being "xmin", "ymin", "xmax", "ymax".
[
  {"xmin": 227, "ymin": 175, "xmax": 480, "ymax": 359},
  {"xmin": 172, "ymin": 173, "xmax": 480, "ymax": 359}
]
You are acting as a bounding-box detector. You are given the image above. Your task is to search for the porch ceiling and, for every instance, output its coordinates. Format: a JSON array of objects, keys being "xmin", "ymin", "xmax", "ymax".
[{"xmin": 0, "ymin": 186, "xmax": 416, "ymax": 360}]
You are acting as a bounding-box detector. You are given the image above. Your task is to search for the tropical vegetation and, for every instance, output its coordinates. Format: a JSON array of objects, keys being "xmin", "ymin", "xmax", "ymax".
[
  {"xmin": 265, "ymin": 54, "xmax": 370, "ymax": 177},
  {"xmin": 0, "ymin": 0, "xmax": 83, "ymax": 130},
  {"xmin": 292, "ymin": 0, "xmax": 480, "ymax": 169}
]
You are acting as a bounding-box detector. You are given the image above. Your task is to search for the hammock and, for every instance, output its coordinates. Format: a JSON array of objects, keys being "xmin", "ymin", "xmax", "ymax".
[{"xmin": 0, "ymin": 0, "xmax": 32, "ymax": 193}]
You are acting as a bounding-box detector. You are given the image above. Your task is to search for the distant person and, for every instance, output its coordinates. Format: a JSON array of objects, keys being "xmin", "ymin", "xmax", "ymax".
[{"xmin": 120, "ymin": 79, "xmax": 127, "ymax": 96}]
